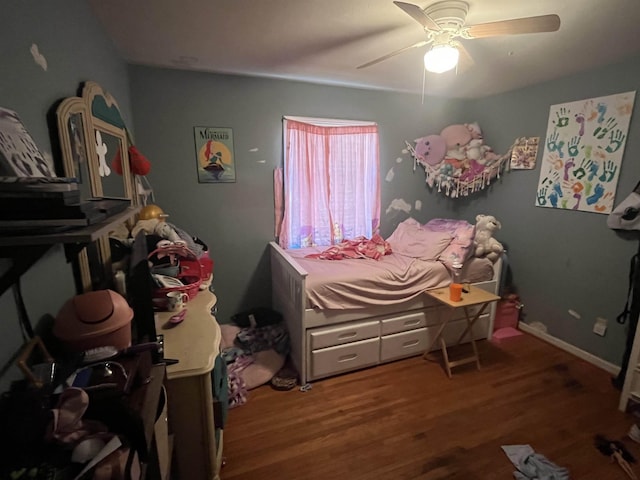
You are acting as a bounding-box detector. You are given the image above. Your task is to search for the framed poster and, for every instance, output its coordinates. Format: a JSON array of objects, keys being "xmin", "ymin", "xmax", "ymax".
[{"xmin": 194, "ymin": 126, "xmax": 236, "ymax": 183}]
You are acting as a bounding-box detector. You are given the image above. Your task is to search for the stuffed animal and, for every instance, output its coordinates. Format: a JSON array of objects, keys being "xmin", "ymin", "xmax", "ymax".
[
  {"xmin": 474, "ymin": 214, "xmax": 504, "ymax": 262},
  {"xmin": 465, "ymin": 121, "xmax": 483, "ymax": 140},
  {"xmin": 131, "ymin": 217, "xmax": 181, "ymax": 243},
  {"xmin": 445, "ymin": 145, "xmax": 467, "ymax": 161},
  {"xmin": 465, "ymin": 138, "xmax": 486, "ymax": 161},
  {"xmin": 440, "ymin": 124, "xmax": 472, "ymax": 150},
  {"xmin": 467, "ymin": 138, "xmax": 501, "ymax": 166},
  {"xmin": 459, "ymin": 159, "xmax": 485, "ymax": 182},
  {"xmin": 413, "ymin": 134, "xmax": 446, "ymax": 166}
]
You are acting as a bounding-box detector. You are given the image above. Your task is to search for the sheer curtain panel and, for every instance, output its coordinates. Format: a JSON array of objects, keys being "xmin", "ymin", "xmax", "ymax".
[{"xmin": 278, "ymin": 117, "xmax": 380, "ymax": 249}]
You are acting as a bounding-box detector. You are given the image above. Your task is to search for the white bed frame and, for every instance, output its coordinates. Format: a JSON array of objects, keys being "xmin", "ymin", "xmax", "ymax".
[{"xmin": 270, "ymin": 241, "xmax": 502, "ymax": 385}]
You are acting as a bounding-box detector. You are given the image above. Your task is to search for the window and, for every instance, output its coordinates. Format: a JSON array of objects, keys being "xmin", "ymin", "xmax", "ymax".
[{"xmin": 277, "ymin": 117, "xmax": 380, "ymax": 249}]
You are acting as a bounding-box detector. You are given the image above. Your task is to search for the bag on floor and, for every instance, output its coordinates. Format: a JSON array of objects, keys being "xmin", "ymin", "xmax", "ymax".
[{"xmin": 231, "ymin": 307, "xmax": 283, "ymax": 328}]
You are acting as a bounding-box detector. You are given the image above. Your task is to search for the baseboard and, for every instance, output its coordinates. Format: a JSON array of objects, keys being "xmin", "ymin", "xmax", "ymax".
[{"xmin": 518, "ymin": 323, "xmax": 620, "ymax": 375}]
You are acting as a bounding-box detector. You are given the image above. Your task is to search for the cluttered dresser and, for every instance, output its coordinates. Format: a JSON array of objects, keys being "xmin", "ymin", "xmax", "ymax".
[{"xmin": 0, "ymin": 82, "xmax": 225, "ymax": 480}]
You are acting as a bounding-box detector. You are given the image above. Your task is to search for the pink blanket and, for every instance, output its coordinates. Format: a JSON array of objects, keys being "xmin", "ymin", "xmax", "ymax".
[
  {"xmin": 304, "ymin": 234, "xmax": 392, "ymax": 261},
  {"xmin": 290, "ymin": 246, "xmax": 451, "ymax": 309}
]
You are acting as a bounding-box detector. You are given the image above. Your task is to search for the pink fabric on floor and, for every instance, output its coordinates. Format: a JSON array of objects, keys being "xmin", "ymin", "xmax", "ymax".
[
  {"xmin": 220, "ymin": 324, "xmax": 241, "ymax": 349},
  {"xmin": 492, "ymin": 327, "xmax": 523, "ymax": 341}
]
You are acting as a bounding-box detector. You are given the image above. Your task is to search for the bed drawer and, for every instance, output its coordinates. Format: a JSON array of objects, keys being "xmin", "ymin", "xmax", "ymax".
[
  {"xmin": 309, "ymin": 320, "xmax": 379, "ymax": 350},
  {"xmin": 381, "ymin": 311, "xmax": 430, "ymax": 335},
  {"xmin": 380, "ymin": 328, "xmax": 428, "ymax": 362},
  {"xmin": 310, "ymin": 338, "xmax": 380, "ymax": 379}
]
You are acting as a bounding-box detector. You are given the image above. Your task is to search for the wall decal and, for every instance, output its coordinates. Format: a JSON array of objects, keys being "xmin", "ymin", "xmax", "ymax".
[
  {"xmin": 94, "ymin": 130, "xmax": 111, "ymax": 177},
  {"xmin": 386, "ymin": 198, "xmax": 411, "ymax": 214},
  {"xmin": 30, "ymin": 43, "xmax": 48, "ymax": 71},
  {"xmin": 194, "ymin": 126, "xmax": 236, "ymax": 183},
  {"xmin": 385, "ymin": 167, "xmax": 395, "ymax": 182},
  {"xmin": 535, "ymin": 91, "xmax": 635, "ymax": 214}
]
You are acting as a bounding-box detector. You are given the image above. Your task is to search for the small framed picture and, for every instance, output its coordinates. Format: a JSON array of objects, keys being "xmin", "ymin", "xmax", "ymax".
[
  {"xmin": 510, "ymin": 136, "xmax": 539, "ymax": 170},
  {"xmin": 194, "ymin": 126, "xmax": 236, "ymax": 183}
]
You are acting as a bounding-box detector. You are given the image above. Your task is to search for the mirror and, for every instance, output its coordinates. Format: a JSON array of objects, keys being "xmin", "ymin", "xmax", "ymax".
[
  {"xmin": 56, "ymin": 97, "xmax": 96, "ymax": 202},
  {"xmin": 83, "ymin": 81, "xmax": 136, "ymax": 202},
  {"xmin": 56, "ymin": 81, "xmax": 138, "ymax": 292}
]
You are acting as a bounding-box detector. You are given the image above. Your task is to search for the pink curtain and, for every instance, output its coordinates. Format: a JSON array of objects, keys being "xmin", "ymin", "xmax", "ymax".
[
  {"xmin": 274, "ymin": 167, "xmax": 283, "ymax": 238},
  {"xmin": 279, "ymin": 119, "xmax": 380, "ymax": 249}
]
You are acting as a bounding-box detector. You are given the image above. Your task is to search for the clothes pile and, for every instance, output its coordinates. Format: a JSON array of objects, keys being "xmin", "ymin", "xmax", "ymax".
[{"xmin": 221, "ymin": 308, "xmax": 291, "ymax": 408}]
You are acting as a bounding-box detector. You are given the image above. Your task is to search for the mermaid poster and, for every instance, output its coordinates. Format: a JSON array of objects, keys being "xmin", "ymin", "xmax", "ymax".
[
  {"xmin": 535, "ymin": 91, "xmax": 635, "ymax": 214},
  {"xmin": 194, "ymin": 126, "xmax": 236, "ymax": 183}
]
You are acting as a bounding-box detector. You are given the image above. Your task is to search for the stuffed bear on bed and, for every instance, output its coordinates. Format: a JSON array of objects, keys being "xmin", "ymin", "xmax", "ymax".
[{"xmin": 474, "ymin": 214, "xmax": 504, "ymax": 263}]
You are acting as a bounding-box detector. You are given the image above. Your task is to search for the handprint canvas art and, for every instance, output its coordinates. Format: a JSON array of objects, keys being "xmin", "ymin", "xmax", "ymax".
[{"xmin": 535, "ymin": 91, "xmax": 635, "ymax": 214}]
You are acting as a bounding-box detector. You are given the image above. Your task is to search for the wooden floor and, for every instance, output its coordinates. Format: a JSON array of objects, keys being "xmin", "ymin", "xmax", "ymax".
[{"xmin": 221, "ymin": 333, "xmax": 639, "ymax": 479}]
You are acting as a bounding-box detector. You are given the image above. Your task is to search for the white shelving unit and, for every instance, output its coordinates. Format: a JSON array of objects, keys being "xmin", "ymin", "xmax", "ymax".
[{"xmin": 620, "ymin": 325, "xmax": 640, "ymax": 412}]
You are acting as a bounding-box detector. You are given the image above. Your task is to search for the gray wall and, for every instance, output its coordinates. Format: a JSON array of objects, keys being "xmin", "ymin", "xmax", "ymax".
[
  {"xmin": 465, "ymin": 57, "xmax": 640, "ymax": 365},
  {"xmin": 0, "ymin": 0, "xmax": 133, "ymax": 391},
  {"xmin": 127, "ymin": 66, "xmax": 466, "ymax": 322},
  {"xmin": 129, "ymin": 57, "xmax": 640, "ymax": 367}
]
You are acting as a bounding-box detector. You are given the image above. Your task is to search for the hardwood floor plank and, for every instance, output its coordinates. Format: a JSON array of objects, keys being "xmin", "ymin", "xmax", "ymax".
[{"xmin": 220, "ymin": 334, "xmax": 639, "ymax": 479}]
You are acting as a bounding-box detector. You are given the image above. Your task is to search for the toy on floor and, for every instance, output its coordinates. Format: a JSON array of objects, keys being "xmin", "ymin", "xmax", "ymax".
[{"xmin": 594, "ymin": 434, "xmax": 637, "ymax": 479}]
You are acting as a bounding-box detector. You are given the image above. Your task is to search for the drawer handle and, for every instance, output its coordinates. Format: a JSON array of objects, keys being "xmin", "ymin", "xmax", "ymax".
[
  {"xmin": 403, "ymin": 320, "xmax": 421, "ymax": 327},
  {"xmin": 402, "ymin": 340, "xmax": 420, "ymax": 348},
  {"xmin": 338, "ymin": 353, "xmax": 358, "ymax": 363},
  {"xmin": 338, "ymin": 331, "xmax": 358, "ymax": 340}
]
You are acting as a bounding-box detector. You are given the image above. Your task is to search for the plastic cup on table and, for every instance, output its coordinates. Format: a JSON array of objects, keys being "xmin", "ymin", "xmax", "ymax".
[{"xmin": 449, "ymin": 283, "xmax": 463, "ymax": 302}]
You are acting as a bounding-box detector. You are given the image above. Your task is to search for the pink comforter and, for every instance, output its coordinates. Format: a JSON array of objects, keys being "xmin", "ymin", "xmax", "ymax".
[
  {"xmin": 290, "ymin": 247, "xmax": 451, "ymax": 309},
  {"xmin": 304, "ymin": 234, "xmax": 392, "ymax": 261}
]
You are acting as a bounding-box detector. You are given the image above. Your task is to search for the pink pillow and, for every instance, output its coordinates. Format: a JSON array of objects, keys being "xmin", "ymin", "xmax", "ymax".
[
  {"xmin": 424, "ymin": 219, "xmax": 475, "ymax": 267},
  {"xmin": 387, "ymin": 218, "xmax": 452, "ymax": 260}
]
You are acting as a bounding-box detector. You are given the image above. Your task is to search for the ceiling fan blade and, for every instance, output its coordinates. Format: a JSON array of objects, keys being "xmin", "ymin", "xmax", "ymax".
[
  {"xmin": 393, "ymin": 1, "xmax": 441, "ymax": 31},
  {"xmin": 357, "ymin": 40, "xmax": 429, "ymax": 69},
  {"xmin": 453, "ymin": 41, "xmax": 474, "ymax": 73},
  {"xmin": 465, "ymin": 14, "xmax": 560, "ymax": 39}
]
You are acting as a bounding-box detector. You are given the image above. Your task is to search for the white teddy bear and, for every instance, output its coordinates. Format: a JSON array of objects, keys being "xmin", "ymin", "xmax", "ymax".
[
  {"xmin": 465, "ymin": 139, "xmax": 487, "ymax": 161},
  {"xmin": 474, "ymin": 214, "xmax": 504, "ymax": 263}
]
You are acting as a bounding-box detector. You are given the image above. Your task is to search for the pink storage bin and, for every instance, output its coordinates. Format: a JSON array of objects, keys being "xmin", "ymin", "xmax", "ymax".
[{"xmin": 494, "ymin": 295, "xmax": 522, "ymax": 330}]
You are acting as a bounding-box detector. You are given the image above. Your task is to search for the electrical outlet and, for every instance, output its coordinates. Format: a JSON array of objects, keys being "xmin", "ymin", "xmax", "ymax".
[{"xmin": 593, "ymin": 317, "xmax": 607, "ymax": 336}]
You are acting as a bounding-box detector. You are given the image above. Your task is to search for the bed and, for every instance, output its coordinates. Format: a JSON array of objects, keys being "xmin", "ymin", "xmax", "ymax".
[{"xmin": 270, "ymin": 218, "xmax": 503, "ymax": 385}]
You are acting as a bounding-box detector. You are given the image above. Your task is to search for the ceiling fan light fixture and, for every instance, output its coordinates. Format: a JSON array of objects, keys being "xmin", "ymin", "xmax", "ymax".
[{"xmin": 424, "ymin": 44, "xmax": 459, "ymax": 73}]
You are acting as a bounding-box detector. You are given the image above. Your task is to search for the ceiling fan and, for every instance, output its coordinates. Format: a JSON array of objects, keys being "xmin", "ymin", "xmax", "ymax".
[{"xmin": 357, "ymin": 1, "xmax": 561, "ymax": 73}]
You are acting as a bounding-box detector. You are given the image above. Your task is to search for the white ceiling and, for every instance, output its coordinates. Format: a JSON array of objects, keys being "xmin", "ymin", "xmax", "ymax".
[{"xmin": 88, "ymin": 0, "xmax": 640, "ymax": 99}]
